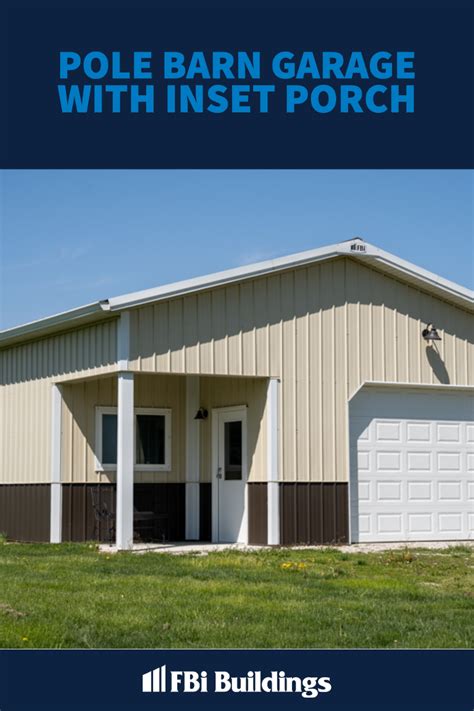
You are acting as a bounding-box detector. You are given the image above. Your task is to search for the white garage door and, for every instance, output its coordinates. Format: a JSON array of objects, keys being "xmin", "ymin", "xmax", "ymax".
[{"xmin": 350, "ymin": 388, "xmax": 474, "ymax": 543}]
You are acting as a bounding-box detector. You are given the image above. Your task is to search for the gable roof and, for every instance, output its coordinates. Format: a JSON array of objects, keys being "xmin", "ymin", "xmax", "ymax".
[{"xmin": 1, "ymin": 238, "xmax": 472, "ymax": 348}]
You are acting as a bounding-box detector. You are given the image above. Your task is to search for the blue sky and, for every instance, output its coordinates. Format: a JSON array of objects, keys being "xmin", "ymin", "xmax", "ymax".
[{"xmin": 0, "ymin": 170, "xmax": 472, "ymax": 330}]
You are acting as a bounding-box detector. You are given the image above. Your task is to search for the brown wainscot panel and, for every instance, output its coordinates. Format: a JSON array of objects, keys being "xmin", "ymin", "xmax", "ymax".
[
  {"xmin": 62, "ymin": 483, "xmax": 186, "ymax": 543},
  {"xmin": 0, "ymin": 484, "xmax": 51, "ymax": 542},
  {"xmin": 62, "ymin": 483, "xmax": 115, "ymax": 543},
  {"xmin": 248, "ymin": 483, "xmax": 268, "ymax": 545},
  {"xmin": 280, "ymin": 483, "xmax": 349, "ymax": 545}
]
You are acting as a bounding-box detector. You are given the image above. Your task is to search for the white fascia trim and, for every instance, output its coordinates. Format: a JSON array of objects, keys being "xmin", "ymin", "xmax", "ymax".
[
  {"xmin": 360, "ymin": 244, "xmax": 474, "ymax": 305},
  {"xmin": 106, "ymin": 243, "xmax": 343, "ymax": 310},
  {"xmin": 0, "ymin": 301, "xmax": 109, "ymax": 345},
  {"xmin": 3, "ymin": 239, "xmax": 472, "ymax": 348},
  {"xmin": 349, "ymin": 379, "xmax": 474, "ymax": 402},
  {"xmin": 105, "ymin": 238, "xmax": 473, "ymax": 313}
]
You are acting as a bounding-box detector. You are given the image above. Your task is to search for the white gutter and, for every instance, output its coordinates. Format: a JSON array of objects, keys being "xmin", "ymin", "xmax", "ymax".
[{"xmin": 0, "ymin": 300, "xmax": 110, "ymax": 346}]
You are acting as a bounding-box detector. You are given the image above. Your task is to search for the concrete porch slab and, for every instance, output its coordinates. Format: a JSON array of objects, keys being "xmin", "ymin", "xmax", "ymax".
[
  {"xmin": 99, "ymin": 541, "xmax": 265, "ymax": 555},
  {"xmin": 98, "ymin": 540, "xmax": 473, "ymax": 555}
]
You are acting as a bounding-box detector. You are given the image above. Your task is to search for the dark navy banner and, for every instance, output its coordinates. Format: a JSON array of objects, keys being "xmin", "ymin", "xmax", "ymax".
[
  {"xmin": 1, "ymin": 3, "xmax": 473, "ymax": 168},
  {"xmin": 1, "ymin": 650, "xmax": 473, "ymax": 709}
]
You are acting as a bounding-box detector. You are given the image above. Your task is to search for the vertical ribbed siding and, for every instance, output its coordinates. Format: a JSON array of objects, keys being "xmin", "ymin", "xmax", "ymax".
[
  {"xmin": 248, "ymin": 482, "xmax": 268, "ymax": 545},
  {"xmin": 2, "ymin": 258, "xmax": 473, "ymax": 490},
  {"xmin": 199, "ymin": 375, "xmax": 267, "ymax": 484},
  {"xmin": 0, "ymin": 320, "xmax": 117, "ymax": 484},
  {"xmin": 61, "ymin": 482, "xmax": 186, "ymax": 542},
  {"xmin": 128, "ymin": 258, "xmax": 473, "ymax": 484},
  {"xmin": 0, "ymin": 484, "xmax": 50, "ymax": 541},
  {"xmin": 280, "ymin": 483, "xmax": 349, "ymax": 545},
  {"xmin": 61, "ymin": 373, "xmax": 187, "ymax": 485}
]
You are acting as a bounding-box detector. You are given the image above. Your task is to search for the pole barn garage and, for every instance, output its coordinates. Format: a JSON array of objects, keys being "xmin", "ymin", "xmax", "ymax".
[{"xmin": 0, "ymin": 238, "xmax": 472, "ymax": 548}]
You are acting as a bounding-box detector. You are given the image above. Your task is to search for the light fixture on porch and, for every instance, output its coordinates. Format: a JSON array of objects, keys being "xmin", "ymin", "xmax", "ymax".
[
  {"xmin": 422, "ymin": 323, "xmax": 441, "ymax": 342},
  {"xmin": 194, "ymin": 407, "xmax": 208, "ymax": 421}
]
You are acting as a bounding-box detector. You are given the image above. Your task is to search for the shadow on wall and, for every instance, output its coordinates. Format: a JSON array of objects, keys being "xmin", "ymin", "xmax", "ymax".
[
  {"xmin": 425, "ymin": 345, "xmax": 450, "ymax": 384},
  {"xmin": 129, "ymin": 259, "xmax": 474, "ymax": 364},
  {"xmin": 61, "ymin": 372, "xmax": 266, "ymax": 487}
]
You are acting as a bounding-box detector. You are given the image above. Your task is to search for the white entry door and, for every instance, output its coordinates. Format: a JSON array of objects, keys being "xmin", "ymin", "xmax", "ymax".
[
  {"xmin": 350, "ymin": 388, "xmax": 474, "ymax": 543},
  {"xmin": 212, "ymin": 407, "xmax": 248, "ymax": 543}
]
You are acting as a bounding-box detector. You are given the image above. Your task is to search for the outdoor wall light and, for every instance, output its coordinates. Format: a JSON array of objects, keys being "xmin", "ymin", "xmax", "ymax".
[
  {"xmin": 422, "ymin": 323, "xmax": 441, "ymax": 342},
  {"xmin": 194, "ymin": 407, "xmax": 209, "ymax": 421}
]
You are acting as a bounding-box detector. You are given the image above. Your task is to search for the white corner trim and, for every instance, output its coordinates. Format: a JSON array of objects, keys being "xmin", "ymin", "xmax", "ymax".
[
  {"xmin": 50, "ymin": 383, "xmax": 63, "ymax": 543},
  {"xmin": 185, "ymin": 376, "xmax": 200, "ymax": 540},
  {"xmin": 185, "ymin": 483, "xmax": 200, "ymax": 541},
  {"xmin": 116, "ymin": 372, "xmax": 134, "ymax": 550},
  {"xmin": 267, "ymin": 378, "xmax": 280, "ymax": 545},
  {"xmin": 117, "ymin": 310, "xmax": 131, "ymax": 371}
]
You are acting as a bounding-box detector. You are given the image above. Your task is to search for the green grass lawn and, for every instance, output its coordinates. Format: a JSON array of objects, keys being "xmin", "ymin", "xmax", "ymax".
[{"xmin": 0, "ymin": 543, "xmax": 472, "ymax": 649}]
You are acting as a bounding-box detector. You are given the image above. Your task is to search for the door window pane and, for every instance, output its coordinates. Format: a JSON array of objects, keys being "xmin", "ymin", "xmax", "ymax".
[
  {"xmin": 102, "ymin": 414, "xmax": 117, "ymax": 465},
  {"xmin": 136, "ymin": 414, "xmax": 165, "ymax": 465},
  {"xmin": 224, "ymin": 420, "xmax": 242, "ymax": 480}
]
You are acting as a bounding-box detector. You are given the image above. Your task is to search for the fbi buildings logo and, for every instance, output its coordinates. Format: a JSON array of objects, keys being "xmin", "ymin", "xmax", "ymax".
[{"xmin": 142, "ymin": 664, "xmax": 332, "ymax": 699}]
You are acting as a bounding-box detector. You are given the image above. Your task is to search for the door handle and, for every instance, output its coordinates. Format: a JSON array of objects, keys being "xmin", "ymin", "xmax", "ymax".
[{"xmin": 216, "ymin": 467, "xmax": 223, "ymax": 479}]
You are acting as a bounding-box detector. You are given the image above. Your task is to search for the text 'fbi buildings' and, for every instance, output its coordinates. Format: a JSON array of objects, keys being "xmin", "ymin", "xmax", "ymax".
[{"xmin": 57, "ymin": 50, "xmax": 416, "ymax": 114}]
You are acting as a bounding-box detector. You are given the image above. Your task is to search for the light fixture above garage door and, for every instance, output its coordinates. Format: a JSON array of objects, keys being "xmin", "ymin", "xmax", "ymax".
[{"xmin": 422, "ymin": 323, "xmax": 441, "ymax": 341}]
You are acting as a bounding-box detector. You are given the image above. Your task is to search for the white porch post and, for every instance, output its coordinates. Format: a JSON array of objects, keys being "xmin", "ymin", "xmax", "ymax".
[
  {"xmin": 185, "ymin": 375, "xmax": 200, "ymax": 540},
  {"xmin": 50, "ymin": 383, "xmax": 63, "ymax": 543},
  {"xmin": 116, "ymin": 311, "xmax": 134, "ymax": 550},
  {"xmin": 267, "ymin": 377, "xmax": 280, "ymax": 545},
  {"xmin": 116, "ymin": 371, "xmax": 134, "ymax": 550}
]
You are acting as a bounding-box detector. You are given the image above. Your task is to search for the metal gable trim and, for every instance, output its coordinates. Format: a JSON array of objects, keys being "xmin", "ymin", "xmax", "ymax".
[{"xmin": 1, "ymin": 238, "xmax": 472, "ymax": 348}]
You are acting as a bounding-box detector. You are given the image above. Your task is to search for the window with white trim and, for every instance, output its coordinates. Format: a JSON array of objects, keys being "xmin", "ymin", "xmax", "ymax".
[{"xmin": 95, "ymin": 407, "xmax": 172, "ymax": 471}]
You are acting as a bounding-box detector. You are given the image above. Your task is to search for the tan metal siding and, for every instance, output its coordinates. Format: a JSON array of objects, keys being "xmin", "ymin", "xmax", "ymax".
[
  {"xmin": 59, "ymin": 373, "xmax": 266, "ymax": 485},
  {"xmin": 129, "ymin": 258, "xmax": 473, "ymax": 483},
  {"xmin": 2, "ymin": 258, "xmax": 472, "ymax": 488},
  {"xmin": 0, "ymin": 321, "xmax": 117, "ymax": 484},
  {"xmin": 61, "ymin": 374, "xmax": 186, "ymax": 485},
  {"xmin": 199, "ymin": 376, "xmax": 267, "ymax": 484}
]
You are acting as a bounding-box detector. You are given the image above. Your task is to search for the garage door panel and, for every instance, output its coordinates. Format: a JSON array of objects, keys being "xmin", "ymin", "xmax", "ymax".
[
  {"xmin": 357, "ymin": 450, "xmax": 371, "ymax": 471},
  {"xmin": 376, "ymin": 481, "xmax": 402, "ymax": 501},
  {"xmin": 438, "ymin": 513, "xmax": 463, "ymax": 533},
  {"xmin": 377, "ymin": 513, "xmax": 403, "ymax": 534},
  {"xmin": 437, "ymin": 452, "xmax": 461, "ymax": 471},
  {"xmin": 437, "ymin": 423, "xmax": 462, "ymax": 442},
  {"xmin": 407, "ymin": 451, "xmax": 432, "ymax": 470},
  {"xmin": 357, "ymin": 481, "xmax": 371, "ymax": 501},
  {"xmin": 408, "ymin": 481, "xmax": 433, "ymax": 501},
  {"xmin": 375, "ymin": 421, "xmax": 401, "ymax": 441},
  {"xmin": 408, "ymin": 512, "xmax": 433, "ymax": 534},
  {"xmin": 437, "ymin": 481, "xmax": 462, "ymax": 500},
  {"xmin": 376, "ymin": 451, "xmax": 401, "ymax": 471},
  {"xmin": 350, "ymin": 389, "xmax": 473, "ymax": 543},
  {"xmin": 407, "ymin": 422, "xmax": 432, "ymax": 442}
]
